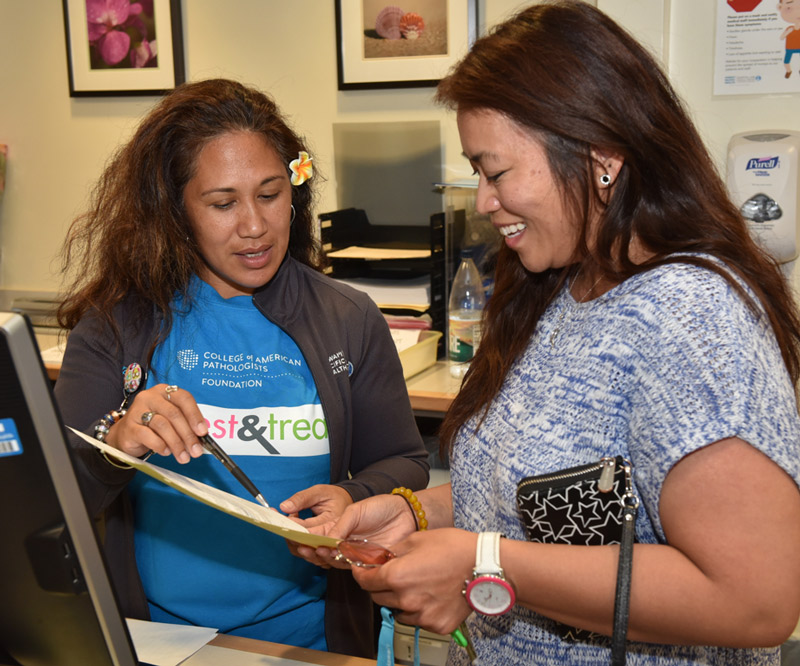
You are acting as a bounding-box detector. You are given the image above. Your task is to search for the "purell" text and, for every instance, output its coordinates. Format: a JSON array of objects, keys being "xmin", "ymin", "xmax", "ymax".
[{"xmin": 745, "ymin": 157, "xmax": 779, "ymax": 170}]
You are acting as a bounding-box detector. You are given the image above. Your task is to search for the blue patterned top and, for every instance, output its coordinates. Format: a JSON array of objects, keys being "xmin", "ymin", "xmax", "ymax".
[{"xmin": 449, "ymin": 258, "xmax": 800, "ymax": 665}]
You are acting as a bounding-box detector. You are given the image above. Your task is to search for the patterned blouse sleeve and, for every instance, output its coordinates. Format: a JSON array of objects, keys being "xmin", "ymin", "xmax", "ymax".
[{"xmin": 625, "ymin": 263, "xmax": 800, "ymax": 540}]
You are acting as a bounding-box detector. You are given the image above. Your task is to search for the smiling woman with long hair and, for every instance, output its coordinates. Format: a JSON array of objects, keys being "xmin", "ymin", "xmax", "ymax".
[{"xmin": 305, "ymin": 3, "xmax": 800, "ymax": 664}]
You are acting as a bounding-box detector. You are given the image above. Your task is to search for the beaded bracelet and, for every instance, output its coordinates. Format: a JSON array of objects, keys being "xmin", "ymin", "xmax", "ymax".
[
  {"xmin": 391, "ymin": 486, "xmax": 428, "ymax": 531},
  {"xmin": 94, "ymin": 409, "xmax": 127, "ymax": 443},
  {"xmin": 92, "ymin": 409, "xmax": 153, "ymax": 469}
]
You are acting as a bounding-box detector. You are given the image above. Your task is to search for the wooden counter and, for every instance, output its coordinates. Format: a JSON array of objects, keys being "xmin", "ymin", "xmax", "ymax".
[
  {"xmin": 44, "ymin": 360, "xmax": 61, "ymax": 382},
  {"xmin": 405, "ymin": 361, "xmax": 461, "ymax": 416},
  {"xmin": 184, "ymin": 633, "xmax": 385, "ymax": 665}
]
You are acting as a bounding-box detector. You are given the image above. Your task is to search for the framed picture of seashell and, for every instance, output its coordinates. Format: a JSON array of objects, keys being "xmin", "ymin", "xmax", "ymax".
[
  {"xmin": 62, "ymin": 0, "xmax": 185, "ymax": 97},
  {"xmin": 335, "ymin": 0, "xmax": 478, "ymax": 89}
]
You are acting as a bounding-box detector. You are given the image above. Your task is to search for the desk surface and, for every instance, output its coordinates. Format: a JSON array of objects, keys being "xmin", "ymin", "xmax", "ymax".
[
  {"xmin": 405, "ymin": 361, "xmax": 461, "ymax": 416},
  {"xmin": 185, "ymin": 634, "xmax": 382, "ymax": 665}
]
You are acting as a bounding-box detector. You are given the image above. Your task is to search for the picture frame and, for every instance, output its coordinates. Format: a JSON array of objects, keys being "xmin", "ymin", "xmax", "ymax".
[
  {"xmin": 335, "ymin": 0, "xmax": 478, "ymax": 90},
  {"xmin": 62, "ymin": 0, "xmax": 185, "ymax": 97}
]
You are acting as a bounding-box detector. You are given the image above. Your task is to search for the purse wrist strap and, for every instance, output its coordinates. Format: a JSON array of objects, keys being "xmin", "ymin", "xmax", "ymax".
[{"xmin": 611, "ymin": 497, "xmax": 638, "ymax": 666}]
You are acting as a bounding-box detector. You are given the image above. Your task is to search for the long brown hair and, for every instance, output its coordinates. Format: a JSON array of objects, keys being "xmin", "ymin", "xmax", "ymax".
[
  {"xmin": 57, "ymin": 78, "xmax": 323, "ymax": 343},
  {"xmin": 437, "ymin": 0, "xmax": 800, "ymax": 451}
]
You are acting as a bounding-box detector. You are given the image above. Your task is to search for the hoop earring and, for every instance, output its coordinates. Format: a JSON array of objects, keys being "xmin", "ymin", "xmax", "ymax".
[
  {"xmin": 290, "ymin": 204, "xmax": 296, "ymax": 224},
  {"xmin": 599, "ymin": 173, "xmax": 612, "ymax": 186}
]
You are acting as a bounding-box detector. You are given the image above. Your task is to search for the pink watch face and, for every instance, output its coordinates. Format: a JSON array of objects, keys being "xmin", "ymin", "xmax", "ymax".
[{"xmin": 465, "ymin": 575, "xmax": 515, "ymax": 615}]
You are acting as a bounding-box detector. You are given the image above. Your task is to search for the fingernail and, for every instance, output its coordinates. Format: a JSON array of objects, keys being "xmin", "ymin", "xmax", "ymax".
[
  {"xmin": 191, "ymin": 443, "xmax": 204, "ymax": 457},
  {"xmin": 177, "ymin": 451, "xmax": 189, "ymax": 464}
]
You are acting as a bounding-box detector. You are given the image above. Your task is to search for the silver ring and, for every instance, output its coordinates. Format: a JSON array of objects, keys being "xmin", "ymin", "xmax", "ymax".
[
  {"xmin": 165, "ymin": 385, "xmax": 179, "ymax": 400},
  {"xmin": 141, "ymin": 411, "xmax": 155, "ymax": 427}
]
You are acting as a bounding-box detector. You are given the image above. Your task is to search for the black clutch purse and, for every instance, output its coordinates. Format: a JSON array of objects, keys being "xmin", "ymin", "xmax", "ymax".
[{"xmin": 516, "ymin": 456, "xmax": 638, "ymax": 666}]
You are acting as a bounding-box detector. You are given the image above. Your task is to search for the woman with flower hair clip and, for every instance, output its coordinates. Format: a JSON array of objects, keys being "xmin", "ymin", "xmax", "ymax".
[{"xmin": 54, "ymin": 77, "xmax": 429, "ymax": 657}]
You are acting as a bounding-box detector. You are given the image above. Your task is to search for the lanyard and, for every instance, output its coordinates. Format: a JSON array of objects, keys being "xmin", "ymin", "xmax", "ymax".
[{"xmin": 377, "ymin": 607, "xmax": 420, "ymax": 666}]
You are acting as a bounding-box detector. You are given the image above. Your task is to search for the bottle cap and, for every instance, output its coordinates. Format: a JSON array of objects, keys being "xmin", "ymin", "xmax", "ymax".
[{"xmin": 460, "ymin": 247, "xmax": 474, "ymax": 259}]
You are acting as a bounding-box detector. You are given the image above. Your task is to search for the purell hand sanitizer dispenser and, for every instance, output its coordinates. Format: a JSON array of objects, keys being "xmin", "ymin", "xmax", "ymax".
[{"xmin": 727, "ymin": 131, "xmax": 800, "ymax": 268}]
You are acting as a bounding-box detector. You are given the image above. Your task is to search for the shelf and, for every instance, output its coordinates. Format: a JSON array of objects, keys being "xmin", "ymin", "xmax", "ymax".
[{"xmin": 318, "ymin": 207, "xmax": 465, "ymax": 357}]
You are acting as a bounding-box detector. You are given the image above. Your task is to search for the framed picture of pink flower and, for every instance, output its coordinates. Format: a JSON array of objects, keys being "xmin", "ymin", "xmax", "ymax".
[
  {"xmin": 336, "ymin": 0, "xmax": 478, "ymax": 90},
  {"xmin": 62, "ymin": 0, "xmax": 185, "ymax": 96}
]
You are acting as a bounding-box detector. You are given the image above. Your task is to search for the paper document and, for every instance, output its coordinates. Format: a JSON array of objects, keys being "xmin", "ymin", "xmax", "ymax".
[
  {"xmin": 336, "ymin": 276, "xmax": 430, "ymax": 309},
  {"xmin": 384, "ymin": 313, "xmax": 432, "ymax": 330},
  {"xmin": 39, "ymin": 343, "xmax": 66, "ymax": 364},
  {"xmin": 126, "ymin": 619, "xmax": 217, "ymax": 666},
  {"xmin": 68, "ymin": 427, "xmax": 339, "ymax": 549},
  {"xmin": 390, "ymin": 328, "xmax": 422, "ymax": 353},
  {"xmin": 328, "ymin": 246, "xmax": 430, "ymax": 260}
]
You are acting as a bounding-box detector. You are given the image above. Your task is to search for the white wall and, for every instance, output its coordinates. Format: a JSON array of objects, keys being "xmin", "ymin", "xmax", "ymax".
[{"xmin": 0, "ymin": 0, "xmax": 797, "ymax": 294}]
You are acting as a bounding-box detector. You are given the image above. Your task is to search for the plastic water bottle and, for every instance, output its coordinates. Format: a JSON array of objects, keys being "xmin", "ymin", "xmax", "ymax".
[{"xmin": 448, "ymin": 248, "xmax": 486, "ymax": 378}]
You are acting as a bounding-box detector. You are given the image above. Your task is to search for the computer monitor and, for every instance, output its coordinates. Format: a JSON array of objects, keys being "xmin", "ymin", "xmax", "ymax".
[{"xmin": 0, "ymin": 312, "xmax": 139, "ymax": 666}]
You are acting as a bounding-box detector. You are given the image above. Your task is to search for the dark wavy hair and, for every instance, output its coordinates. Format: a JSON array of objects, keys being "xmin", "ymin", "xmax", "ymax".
[
  {"xmin": 57, "ymin": 77, "xmax": 323, "ymax": 342},
  {"xmin": 437, "ymin": 0, "xmax": 800, "ymax": 451}
]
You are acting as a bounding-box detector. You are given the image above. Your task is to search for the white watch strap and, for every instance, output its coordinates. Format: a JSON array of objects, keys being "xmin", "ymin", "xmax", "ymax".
[{"xmin": 473, "ymin": 531, "xmax": 503, "ymax": 576}]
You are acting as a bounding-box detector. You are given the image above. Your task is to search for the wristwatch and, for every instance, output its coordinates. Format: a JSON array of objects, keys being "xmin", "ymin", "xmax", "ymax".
[{"xmin": 463, "ymin": 532, "xmax": 515, "ymax": 615}]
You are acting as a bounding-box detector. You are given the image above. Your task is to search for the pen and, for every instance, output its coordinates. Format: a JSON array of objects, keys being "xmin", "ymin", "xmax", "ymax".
[{"xmin": 199, "ymin": 434, "xmax": 270, "ymax": 508}]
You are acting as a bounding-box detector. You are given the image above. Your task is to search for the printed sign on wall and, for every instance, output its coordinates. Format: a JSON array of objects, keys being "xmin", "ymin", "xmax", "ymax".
[{"xmin": 714, "ymin": 0, "xmax": 800, "ymax": 95}]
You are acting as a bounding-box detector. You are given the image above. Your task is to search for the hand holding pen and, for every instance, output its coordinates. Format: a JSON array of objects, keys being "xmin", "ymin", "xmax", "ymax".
[
  {"xmin": 103, "ymin": 383, "xmax": 211, "ymax": 463},
  {"xmin": 103, "ymin": 384, "xmax": 269, "ymax": 508},
  {"xmin": 199, "ymin": 433, "xmax": 270, "ymax": 508}
]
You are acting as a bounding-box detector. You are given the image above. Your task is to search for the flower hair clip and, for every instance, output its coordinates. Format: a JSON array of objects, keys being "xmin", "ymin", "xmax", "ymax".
[{"xmin": 289, "ymin": 151, "xmax": 313, "ymax": 186}]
